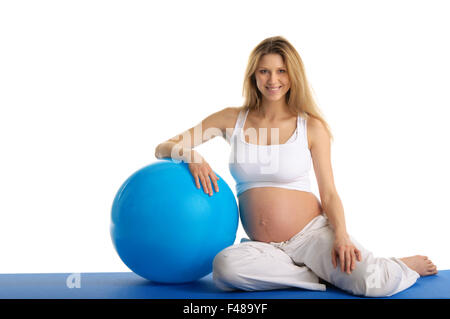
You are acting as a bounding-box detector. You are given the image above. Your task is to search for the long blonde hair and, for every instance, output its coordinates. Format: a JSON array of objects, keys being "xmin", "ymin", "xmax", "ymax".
[{"xmin": 241, "ymin": 36, "xmax": 334, "ymax": 143}]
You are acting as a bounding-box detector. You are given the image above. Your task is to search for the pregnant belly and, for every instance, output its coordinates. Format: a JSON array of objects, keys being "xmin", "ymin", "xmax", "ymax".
[{"xmin": 238, "ymin": 187, "xmax": 323, "ymax": 243}]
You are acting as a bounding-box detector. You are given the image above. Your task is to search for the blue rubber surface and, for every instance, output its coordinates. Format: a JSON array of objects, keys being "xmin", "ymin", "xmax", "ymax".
[{"xmin": 0, "ymin": 270, "xmax": 449, "ymax": 299}]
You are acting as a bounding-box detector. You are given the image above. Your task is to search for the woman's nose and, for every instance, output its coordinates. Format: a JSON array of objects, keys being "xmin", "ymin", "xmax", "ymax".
[{"xmin": 268, "ymin": 73, "xmax": 280, "ymax": 83}]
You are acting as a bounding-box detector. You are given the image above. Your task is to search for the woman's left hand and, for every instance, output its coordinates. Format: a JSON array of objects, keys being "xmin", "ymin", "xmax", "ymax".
[{"xmin": 331, "ymin": 235, "xmax": 362, "ymax": 274}]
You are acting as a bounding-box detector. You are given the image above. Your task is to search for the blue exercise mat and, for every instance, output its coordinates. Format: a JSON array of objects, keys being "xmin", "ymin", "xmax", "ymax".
[{"xmin": 0, "ymin": 270, "xmax": 449, "ymax": 299}]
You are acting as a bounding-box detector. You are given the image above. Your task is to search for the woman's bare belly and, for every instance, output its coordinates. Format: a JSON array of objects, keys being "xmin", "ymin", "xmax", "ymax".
[{"xmin": 238, "ymin": 187, "xmax": 323, "ymax": 243}]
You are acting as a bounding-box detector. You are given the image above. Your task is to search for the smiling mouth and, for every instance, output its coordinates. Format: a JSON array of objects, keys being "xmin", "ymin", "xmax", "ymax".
[{"xmin": 266, "ymin": 86, "xmax": 282, "ymax": 91}]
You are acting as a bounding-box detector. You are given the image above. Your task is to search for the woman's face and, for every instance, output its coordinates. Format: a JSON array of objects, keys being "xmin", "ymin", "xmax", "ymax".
[{"xmin": 255, "ymin": 53, "xmax": 290, "ymax": 101}]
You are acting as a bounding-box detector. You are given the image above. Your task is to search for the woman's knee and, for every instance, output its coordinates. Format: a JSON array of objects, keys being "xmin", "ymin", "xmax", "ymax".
[
  {"xmin": 212, "ymin": 242, "xmax": 274, "ymax": 291},
  {"xmin": 212, "ymin": 246, "xmax": 248, "ymax": 291}
]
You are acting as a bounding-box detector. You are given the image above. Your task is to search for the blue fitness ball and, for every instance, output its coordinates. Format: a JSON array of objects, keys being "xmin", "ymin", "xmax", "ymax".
[{"xmin": 110, "ymin": 158, "xmax": 239, "ymax": 284}]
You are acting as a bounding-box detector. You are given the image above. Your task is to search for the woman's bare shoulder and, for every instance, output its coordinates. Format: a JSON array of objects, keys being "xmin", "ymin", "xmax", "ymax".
[
  {"xmin": 220, "ymin": 106, "xmax": 244, "ymax": 127},
  {"xmin": 198, "ymin": 106, "xmax": 243, "ymax": 137},
  {"xmin": 306, "ymin": 116, "xmax": 329, "ymax": 150},
  {"xmin": 222, "ymin": 106, "xmax": 244, "ymax": 115}
]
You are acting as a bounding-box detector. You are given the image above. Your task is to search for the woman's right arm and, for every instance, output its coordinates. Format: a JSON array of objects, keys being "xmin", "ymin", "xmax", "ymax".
[
  {"xmin": 154, "ymin": 107, "xmax": 233, "ymax": 196},
  {"xmin": 154, "ymin": 141, "xmax": 201, "ymax": 163}
]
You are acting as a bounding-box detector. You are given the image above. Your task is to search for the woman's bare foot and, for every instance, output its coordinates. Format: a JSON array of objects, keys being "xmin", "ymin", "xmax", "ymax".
[{"xmin": 400, "ymin": 255, "xmax": 438, "ymax": 276}]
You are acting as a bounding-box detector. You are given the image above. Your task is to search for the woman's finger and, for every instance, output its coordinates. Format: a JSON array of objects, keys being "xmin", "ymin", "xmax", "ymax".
[
  {"xmin": 331, "ymin": 251, "xmax": 337, "ymax": 269},
  {"xmin": 211, "ymin": 173, "xmax": 220, "ymax": 192},
  {"xmin": 345, "ymin": 250, "xmax": 351, "ymax": 274},
  {"xmin": 199, "ymin": 168, "xmax": 211, "ymax": 195},
  {"xmin": 339, "ymin": 248, "xmax": 345, "ymax": 272},
  {"xmin": 205, "ymin": 175, "xmax": 213, "ymax": 195},
  {"xmin": 355, "ymin": 248, "xmax": 362, "ymax": 262},
  {"xmin": 210, "ymin": 171, "xmax": 219, "ymax": 180},
  {"xmin": 200, "ymin": 171, "xmax": 212, "ymax": 195},
  {"xmin": 199, "ymin": 174, "xmax": 208, "ymax": 193},
  {"xmin": 350, "ymin": 249, "xmax": 357, "ymax": 271},
  {"xmin": 194, "ymin": 173, "xmax": 201, "ymax": 189}
]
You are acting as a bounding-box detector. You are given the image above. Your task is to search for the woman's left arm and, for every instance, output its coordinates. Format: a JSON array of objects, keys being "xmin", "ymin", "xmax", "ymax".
[
  {"xmin": 321, "ymin": 194, "xmax": 347, "ymax": 237},
  {"xmin": 308, "ymin": 118, "xmax": 361, "ymax": 274},
  {"xmin": 322, "ymin": 194, "xmax": 362, "ymax": 274}
]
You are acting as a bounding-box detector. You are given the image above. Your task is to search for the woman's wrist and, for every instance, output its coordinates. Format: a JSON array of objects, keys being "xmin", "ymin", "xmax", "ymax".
[
  {"xmin": 182, "ymin": 149, "xmax": 203, "ymax": 164},
  {"xmin": 334, "ymin": 228, "xmax": 349, "ymax": 239}
]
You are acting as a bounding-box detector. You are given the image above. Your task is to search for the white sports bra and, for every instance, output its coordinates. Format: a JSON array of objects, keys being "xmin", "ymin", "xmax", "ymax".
[{"xmin": 227, "ymin": 108, "xmax": 313, "ymax": 197}]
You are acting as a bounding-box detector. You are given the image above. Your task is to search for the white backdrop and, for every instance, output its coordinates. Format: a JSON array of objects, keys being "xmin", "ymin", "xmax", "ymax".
[{"xmin": 1, "ymin": 0, "xmax": 449, "ymax": 274}]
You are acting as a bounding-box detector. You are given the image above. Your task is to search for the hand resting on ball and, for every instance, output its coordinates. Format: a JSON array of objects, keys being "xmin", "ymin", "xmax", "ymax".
[{"xmin": 188, "ymin": 153, "xmax": 220, "ymax": 197}]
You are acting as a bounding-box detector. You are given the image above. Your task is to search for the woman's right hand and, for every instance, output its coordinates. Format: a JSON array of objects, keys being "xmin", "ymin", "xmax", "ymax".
[{"xmin": 187, "ymin": 152, "xmax": 220, "ymax": 197}]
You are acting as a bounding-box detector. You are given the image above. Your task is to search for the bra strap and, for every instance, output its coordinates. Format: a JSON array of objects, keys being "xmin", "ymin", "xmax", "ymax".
[{"xmin": 227, "ymin": 108, "xmax": 247, "ymax": 143}]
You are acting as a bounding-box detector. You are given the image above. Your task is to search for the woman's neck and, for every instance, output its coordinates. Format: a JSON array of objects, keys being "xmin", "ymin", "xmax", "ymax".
[{"xmin": 257, "ymin": 100, "xmax": 292, "ymax": 122}]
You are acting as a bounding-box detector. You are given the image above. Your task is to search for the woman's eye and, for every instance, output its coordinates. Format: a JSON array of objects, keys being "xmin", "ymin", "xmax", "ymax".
[{"xmin": 260, "ymin": 70, "xmax": 285, "ymax": 74}]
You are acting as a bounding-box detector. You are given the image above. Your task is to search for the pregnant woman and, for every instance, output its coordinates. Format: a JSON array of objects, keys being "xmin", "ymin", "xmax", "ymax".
[{"xmin": 154, "ymin": 36, "xmax": 437, "ymax": 297}]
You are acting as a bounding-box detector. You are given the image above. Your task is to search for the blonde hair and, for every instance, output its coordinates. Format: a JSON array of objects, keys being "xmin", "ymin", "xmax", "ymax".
[{"xmin": 241, "ymin": 36, "xmax": 334, "ymax": 143}]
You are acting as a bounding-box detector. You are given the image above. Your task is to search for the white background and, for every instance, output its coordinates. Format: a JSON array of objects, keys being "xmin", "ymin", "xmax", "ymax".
[{"xmin": 1, "ymin": 0, "xmax": 449, "ymax": 274}]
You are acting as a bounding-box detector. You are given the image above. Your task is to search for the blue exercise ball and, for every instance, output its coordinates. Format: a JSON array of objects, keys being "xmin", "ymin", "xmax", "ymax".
[{"xmin": 110, "ymin": 158, "xmax": 239, "ymax": 284}]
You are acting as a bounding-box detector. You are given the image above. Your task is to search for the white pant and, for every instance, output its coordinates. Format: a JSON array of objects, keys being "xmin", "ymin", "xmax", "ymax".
[{"xmin": 212, "ymin": 214, "xmax": 420, "ymax": 297}]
